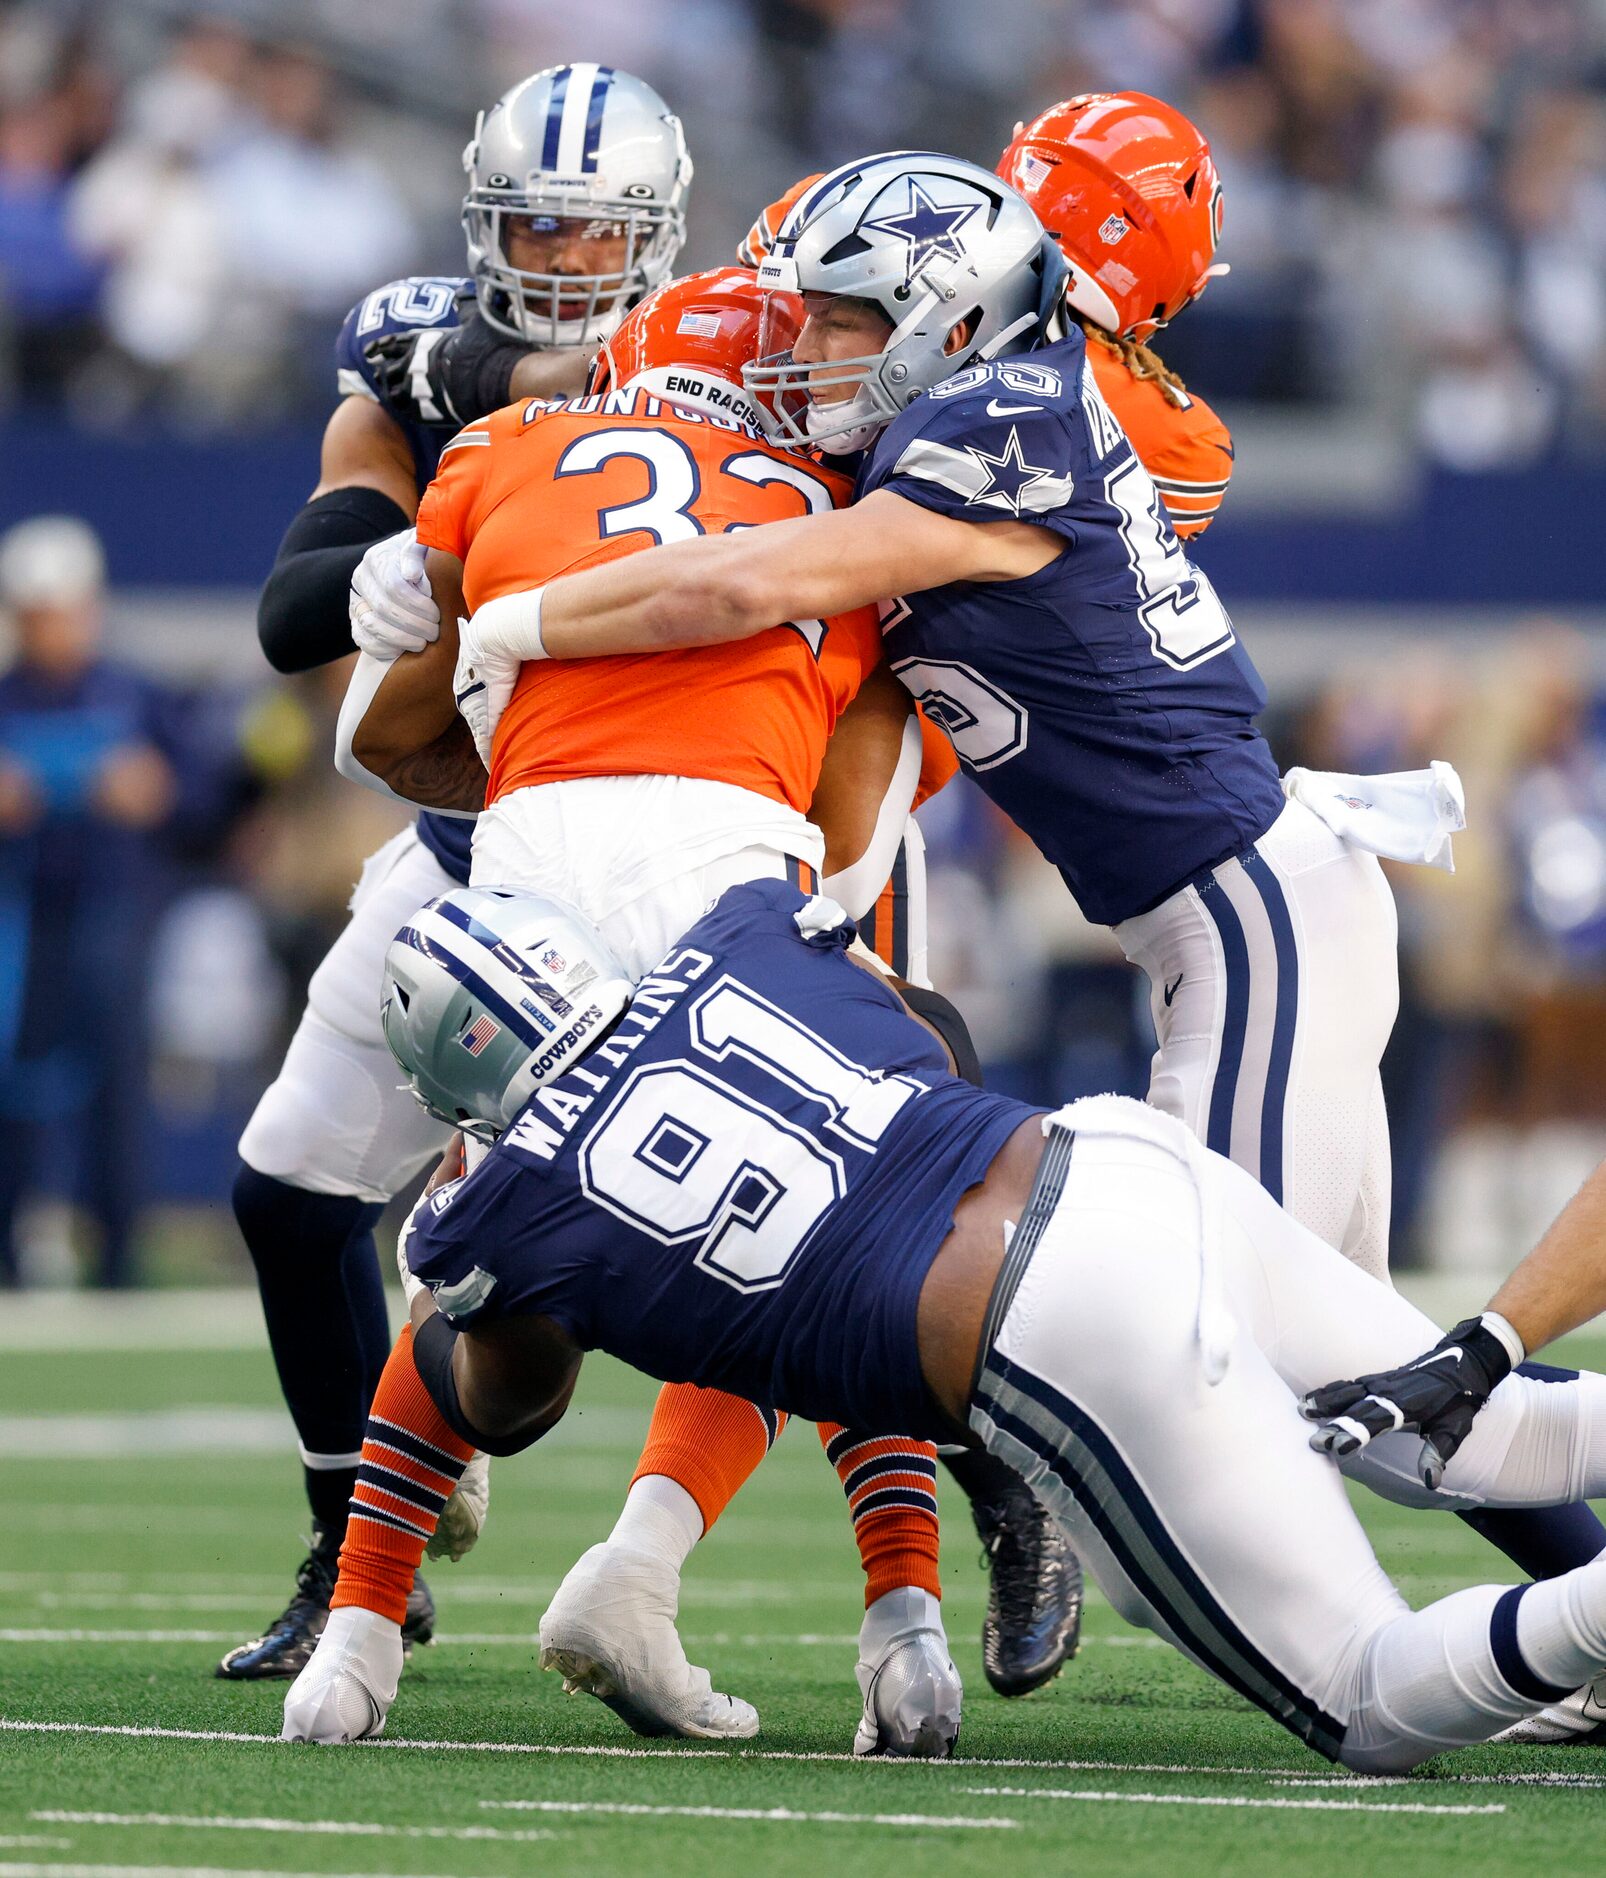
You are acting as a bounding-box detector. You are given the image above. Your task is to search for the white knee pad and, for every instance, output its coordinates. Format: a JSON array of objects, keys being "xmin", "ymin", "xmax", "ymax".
[{"xmin": 240, "ymin": 1010, "xmax": 448, "ymax": 1202}]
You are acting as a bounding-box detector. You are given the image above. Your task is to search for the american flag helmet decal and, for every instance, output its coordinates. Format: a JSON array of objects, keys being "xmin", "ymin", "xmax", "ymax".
[{"xmin": 460, "ymin": 1014, "xmax": 501, "ymax": 1056}]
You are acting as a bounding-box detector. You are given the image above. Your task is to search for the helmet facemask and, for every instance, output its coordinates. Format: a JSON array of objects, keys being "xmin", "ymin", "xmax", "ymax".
[
  {"xmin": 463, "ymin": 192, "xmax": 685, "ymax": 348},
  {"xmin": 744, "ymin": 285, "xmax": 971, "ymax": 454}
]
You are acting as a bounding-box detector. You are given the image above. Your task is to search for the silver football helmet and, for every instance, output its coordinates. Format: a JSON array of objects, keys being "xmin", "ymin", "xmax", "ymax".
[
  {"xmin": 462, "ymin": 64, "xmax": 692, "ymax": 348},
  {"xmin": 382, "ymin": 888, "xmax": 632, "ymax": 1142},
  {"xmin": 746, "ymin": 153, "xmax": 1066, "ymax": 451}
]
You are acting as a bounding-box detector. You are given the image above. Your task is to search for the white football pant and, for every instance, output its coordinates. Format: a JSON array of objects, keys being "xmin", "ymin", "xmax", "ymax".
[
  {"xmin": 971, "ymin": 1106, "xmax": 1606, "ymax": 1772},
  {"xmin": 1116, "ymin": 796, "xmax": 1399, "ymax": 1279},
  {"xmin": 469, "ymin": 773, "xmax": 824, "ymax": 978},
  {"xmin": 239, "ymin": 825, "xmax": 457, "ymax": 1202}
]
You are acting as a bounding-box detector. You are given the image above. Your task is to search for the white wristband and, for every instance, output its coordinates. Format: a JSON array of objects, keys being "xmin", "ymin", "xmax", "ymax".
[
  {"xmin": 471, "ymin": 586, "xmax": 548, "ymax": 662},
  {"xmin": 1480, "ymin": 1310, "xmax": 1527, "ymax": 1370}
]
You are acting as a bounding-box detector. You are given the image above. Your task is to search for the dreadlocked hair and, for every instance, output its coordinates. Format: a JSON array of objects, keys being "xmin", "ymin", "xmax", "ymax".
[{"xmin": 1075, "ymin": 315, "xmax": 1189, "ymax": 409}]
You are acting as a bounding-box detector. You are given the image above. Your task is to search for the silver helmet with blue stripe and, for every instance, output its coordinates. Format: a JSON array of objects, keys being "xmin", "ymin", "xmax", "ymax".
[
  {"xmin": 463, "ymin": 64, "xmax": 692, "ymax": 348},
  {"xmin": 381, "ymin": 888, "xmax": 633, "ymax": 1141},
  {"xmin": 746, "ymin": 152, "xmax": 1065, "ymax": 451}
]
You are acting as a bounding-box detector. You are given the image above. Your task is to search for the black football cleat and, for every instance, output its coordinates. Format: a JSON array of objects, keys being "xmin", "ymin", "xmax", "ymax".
[
  {"xmin": 216, "ymin": 1524, "xmax": 435, "ymax": 1680},
  {"xmin": 973, "ymin": 1481, "xmax": 1084, "ymax": 1698}
]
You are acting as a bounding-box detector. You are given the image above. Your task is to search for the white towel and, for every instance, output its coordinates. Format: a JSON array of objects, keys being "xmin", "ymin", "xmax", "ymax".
[{"xmin": 1282, "ymin": 761, "xmax": 1466, "ymax": 872}]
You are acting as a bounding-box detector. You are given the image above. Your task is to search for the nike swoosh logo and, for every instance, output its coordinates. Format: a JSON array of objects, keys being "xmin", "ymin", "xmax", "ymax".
[
  {"xmin": 1410, "ymin": 1346, "xmax": 1462, "ymax": 1371},
  {"xmin": 1207, "ymin": 440, "xmax": 1236, "ymax": 459},
  {"xmin": 1163, "ymin": 973, "xmax": 1184, "ymax": 1006},
  {"xmin": 986, "ymin": 399, "xmax": 1037, "ymax": 417}
]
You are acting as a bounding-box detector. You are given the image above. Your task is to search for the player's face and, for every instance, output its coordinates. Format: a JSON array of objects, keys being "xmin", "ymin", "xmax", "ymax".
[
  {"xmin": 792, "ymin": 293, "xmax": 894, "ymax": 403},
  {"xmin": 503, "ymin": 214, "xmax": 632, "ymax": 319}
]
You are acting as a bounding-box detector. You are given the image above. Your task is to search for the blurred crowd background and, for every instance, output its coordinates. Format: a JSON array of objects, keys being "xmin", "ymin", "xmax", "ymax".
[{"xmin": 1, "ymin": 0, "xmax": 1604, "ymax": 1284}]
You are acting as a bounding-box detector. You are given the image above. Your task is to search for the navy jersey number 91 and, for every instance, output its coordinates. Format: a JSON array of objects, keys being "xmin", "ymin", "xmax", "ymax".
[{"xmin": 404, "ymin": 881, "xmax": 1030, "ymax": 1435}]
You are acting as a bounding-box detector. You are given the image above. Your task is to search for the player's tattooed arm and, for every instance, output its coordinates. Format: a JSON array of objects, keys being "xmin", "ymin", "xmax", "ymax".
[{"xmin": 378, "ymin": 716, "xmax": 487, "ymax": 813}]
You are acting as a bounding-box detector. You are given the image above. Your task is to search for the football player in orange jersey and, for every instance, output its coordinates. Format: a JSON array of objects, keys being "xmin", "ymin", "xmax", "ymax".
[
  {"xmin": 726, "ymin": 94, "xmax": 1238, "ymax": 1701},
  {"xmin": 338, "ymin": 268, "xmax": 969, "ymax": 1757}
]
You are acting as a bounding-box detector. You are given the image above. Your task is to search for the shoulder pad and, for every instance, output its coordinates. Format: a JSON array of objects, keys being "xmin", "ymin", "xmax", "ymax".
[{"xmin": 334, "ymin": 276, "xmax": 471, "ymax": 403}]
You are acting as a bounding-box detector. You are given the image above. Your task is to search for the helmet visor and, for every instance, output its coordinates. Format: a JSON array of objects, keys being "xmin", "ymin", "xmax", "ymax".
[{"xmin": 465, "ymin": 194, "xmax": 682, "ymax": 345}]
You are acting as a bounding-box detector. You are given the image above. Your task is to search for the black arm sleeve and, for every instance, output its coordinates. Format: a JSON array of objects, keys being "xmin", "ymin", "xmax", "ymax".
[
  {"xmin": 412, "ymin": 1312, "xmax": 543, "ymax": 1459},
  {"xmin": 255, "ymin": 485, "xmax": 412, "ymax": 674},
  {"xmin": 899, "ymin": 984, "xmax": 984, "ymax": 1087}
]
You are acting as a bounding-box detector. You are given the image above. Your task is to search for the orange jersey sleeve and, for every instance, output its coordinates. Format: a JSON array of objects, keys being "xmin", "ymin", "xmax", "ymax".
[
  {"xmin": 913, "ymin": 707, "xmax": 959, "ymax": 809},
  {"xmin": 1087, "ymin": 345, "xmax": 1234, "ymax": 540},
  {"xmin": 413, "ymin": 423, "xmax": 495, "ymax": 561},
  {"xmin": 419, "ymin": 389, "xmax": 881, "ymax": 816},
  {"xmin": 737, "ymin": 173, "xmax": 824, "ymax": 267}
]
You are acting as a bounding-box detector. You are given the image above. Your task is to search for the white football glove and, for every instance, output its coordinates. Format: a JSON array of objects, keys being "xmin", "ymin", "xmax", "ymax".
[
  {"xmin": 350, "ymin": 529, "xmax": 439, "ymax": 661},
  {"xmin": 429, "ymin": 1450, "xmax": 490, "ymax": 1561},
  {"xmin": 453, "ymin": 614, "xmax": 520, "ymax": 769}
]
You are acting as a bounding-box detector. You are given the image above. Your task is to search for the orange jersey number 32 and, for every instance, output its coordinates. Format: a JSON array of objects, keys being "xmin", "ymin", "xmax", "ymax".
[{"xmin": 416, "ymin": 389, "xmax": 883, "ymax": 815}]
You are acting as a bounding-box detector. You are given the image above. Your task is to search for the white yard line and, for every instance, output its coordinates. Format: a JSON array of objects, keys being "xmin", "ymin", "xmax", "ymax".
[
  {"xmin": 479, "ymin": 1800, "xmax": 1013, "ymax": 1828},
  {"xmin": 0, "ymin": 1413, "xmax": 292, "ymax": 1459},
  {"xmin": 962, "ymin": 1785, "xmax": 1504, "ymax": 1817},
  {"xmin": 0, "ymin": 1866, "xmax": 461, "ymax": 1878},
  {"xmin": 32, "ymin": 1814, "xmax": 553, "ymax": 1845},
  {"xmin": 6, "ymin": 1717, "xmax": 1603, "ymax": 1790}
]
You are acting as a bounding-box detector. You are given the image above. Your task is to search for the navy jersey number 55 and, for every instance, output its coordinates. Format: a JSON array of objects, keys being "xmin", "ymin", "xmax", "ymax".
[
  {"xmin": 860, "ymin": 326, "xmax": 1286, "ymax": 928},
  {"xmin": 404, "ymin": 881, "xmax": 1030, "ymax": 1437}
]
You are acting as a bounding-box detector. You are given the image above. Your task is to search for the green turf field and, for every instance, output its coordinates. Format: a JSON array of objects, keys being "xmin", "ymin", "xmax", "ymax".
[{"xmin": 3, "ymin": 1293, "xmax": 1604, "ymax": 1878}]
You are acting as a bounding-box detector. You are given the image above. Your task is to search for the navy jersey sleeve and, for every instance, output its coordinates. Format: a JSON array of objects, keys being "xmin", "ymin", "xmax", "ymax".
[
  {"xmin": 861, "ymin": 357, "xmax": 1095, "ymax": 541},
  {"xmin": 333, "ymin": 275, "xmax": 472, "ymax": 405},
  {"xmin": 406, "ymin": 1153, "xmax": 595, "ymax": 1340}
]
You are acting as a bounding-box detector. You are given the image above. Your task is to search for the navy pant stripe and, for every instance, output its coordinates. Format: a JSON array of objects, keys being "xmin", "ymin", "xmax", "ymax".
[
  {"xmin": 393, "ymin": 926, "xmax": 548, "ymax": 1052},
  {"xmin": 1490, "ymin": 1584, "xmax": 1575, "ymax": 1703},
  {"xmin": 581, "ymin": 67, "xmax": 615, "ymax": 172},
  {"xmin": 978, "ymin": 1353, "xmax": 1344, "ymax": 1758},
  {"xmin": 1242, "ymin": 851, "xmax": 1299, "ymax": 1205},
  {"xmin": 889, "ymin": 843, "xmax": 910, "ymax": 978},
  {"xmin": 540, "ymin": 67, "xmax": 571, "ymax": 170},
  {"xmin": 1196, "ymin": 875, "xmax": 1250, "ymax": 1167}
]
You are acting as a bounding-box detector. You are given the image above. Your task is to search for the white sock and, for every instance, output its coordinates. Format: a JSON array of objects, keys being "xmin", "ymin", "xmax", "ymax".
[
  {"xmin": 1515, "ymin": 1551, "xmax": 1606, "ymax": 1691},
  {"xmin": 607, "ymin": 1474, "xmax": 704, "ymax": 1573},
  {"xmin": 1345, "ymin": 1558, "xmax": 1606, "ymax": 1772}
]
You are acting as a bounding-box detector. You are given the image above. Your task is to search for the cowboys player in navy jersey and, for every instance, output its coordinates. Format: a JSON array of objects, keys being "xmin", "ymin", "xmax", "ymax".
[
  {"xmin": 437, "ymin": 149, "xmax": 1606, "ymax": 1645},
  {"xmin": 218, "ymin": 64, "xmax": 693, "ymax": 1680},
  {"xmin": 284, "ymin": 875, "xmax": 1606, "ymax": 1771}
]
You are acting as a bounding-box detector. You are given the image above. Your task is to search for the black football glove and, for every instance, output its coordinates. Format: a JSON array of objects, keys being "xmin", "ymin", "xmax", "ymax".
[
  {"xmin": 362, "ymin": 302, "xmax": 529, "ymax": 429},
  {"xmin": 1299, "ymin": 1315, "xmax": 1517, "ymax": 1491}
]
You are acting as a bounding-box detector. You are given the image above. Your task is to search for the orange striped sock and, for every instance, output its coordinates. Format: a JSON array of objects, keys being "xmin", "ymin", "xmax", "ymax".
[
  {"xmin": 631, "ymin": 1382, "xmax": 788, "ymax": 1535},
  {"xmin": 333, "ymin": 1324, "xmax": 475, "ymax": 1624},
  {"xmin": 819, "ymin": 1423, "xmax": 942, "ymax": 1608}
]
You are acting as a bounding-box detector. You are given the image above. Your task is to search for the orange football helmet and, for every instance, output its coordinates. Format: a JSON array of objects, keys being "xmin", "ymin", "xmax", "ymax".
[
  {"xmin": 588, "ymin": 266, "xmax": 806, "ymax": 433},
  {"xmin": 999, "ymin": 92, "xmax": 1224, "ymax": 344}
]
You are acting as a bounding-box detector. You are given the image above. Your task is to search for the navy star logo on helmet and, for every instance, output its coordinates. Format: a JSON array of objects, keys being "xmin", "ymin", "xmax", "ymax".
[
  {"xmin": 963, "ymin": 426, "xmax": 1057, "ymax": 516},
  {"xmin": 861, "ymin": 179, "xmax": 981, "ymax": 287}
]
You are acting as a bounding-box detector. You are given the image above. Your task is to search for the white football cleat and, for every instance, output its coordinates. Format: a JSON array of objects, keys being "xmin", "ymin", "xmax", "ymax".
[
  {"xmin": 1493, "ymin": 1674, "xmax": 1606, "ymax": 1745},
  {"xmin": 281, "ymin": 1606, "xmax": 402, "ymax": 1743},
  {"xmin": 538, "ymin": 1541, "xmax": 759, "ymax": 1739},
  {"xmin": 428, "ymin": 1450, "xmax": 490, "ymax": 1562},
  {"xmin": 852, "ymin": 1586, "xmax": 962, "ymax": 1758}
]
